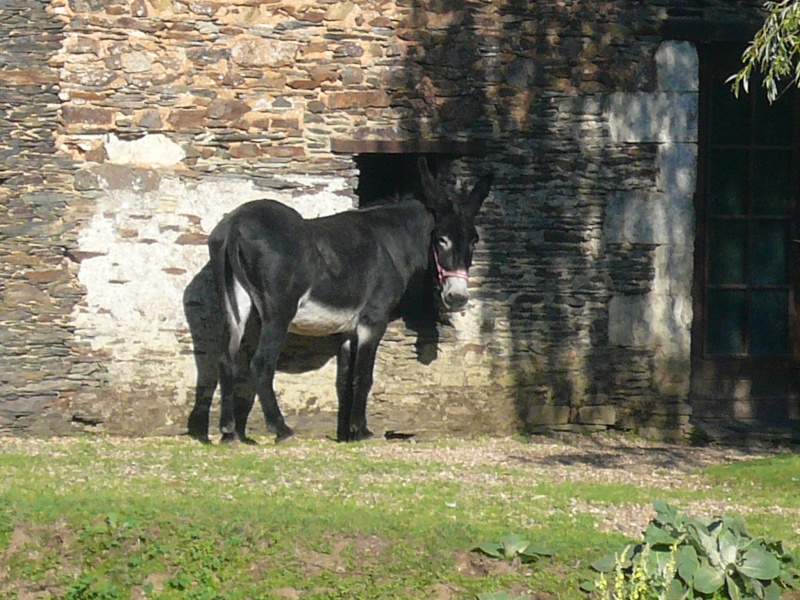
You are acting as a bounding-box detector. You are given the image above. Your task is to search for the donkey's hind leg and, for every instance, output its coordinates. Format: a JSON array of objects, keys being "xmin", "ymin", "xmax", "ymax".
[
  {"xmin": 227, "ymin": 312, "xmax": 259, "ymax": 444},
  {"xmin": 218, "ymin": 341, "xmax": 239, "ymax": 443},
  {"xmin": 250, "ymin": 314, "xmax": 294, "ymax": 442},
  {"xmin": 219, "ymin": 279, "xmax": 253, "ymax": 443},
  {"xmin": 231, "ymin": 345, "xmax": 257, "ymax": 444}
]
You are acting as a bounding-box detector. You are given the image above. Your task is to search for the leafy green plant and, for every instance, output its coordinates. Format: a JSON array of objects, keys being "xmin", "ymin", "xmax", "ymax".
[
  {"xmin": 474, "ymin": 533, "xmax": 552, "ymax": 563},
  {"xmin": 65, "ymin": 573, "xmax": 124, "ymax": 600},
  {"xmin": 584, "ymin": 543, "xmax": 679, "ymax": 600},
  {"xmin": 583, "ymin": 500, "xmax": 800, "ymax": 600}
]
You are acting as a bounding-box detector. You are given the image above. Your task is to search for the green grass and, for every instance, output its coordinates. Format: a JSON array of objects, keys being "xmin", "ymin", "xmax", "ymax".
[
  {"xmin": 704, "ymin": 454, "xmax": 800, "ymax": 503},
  {"xmin": 0, "ymin": 436, "xmax": 798, "ymax": 599}
]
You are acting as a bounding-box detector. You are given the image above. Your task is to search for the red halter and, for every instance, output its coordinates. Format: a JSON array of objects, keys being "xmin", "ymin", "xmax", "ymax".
[{"xmin": 433, "ymin": 246, "xmax": 469, "ymax": 286}]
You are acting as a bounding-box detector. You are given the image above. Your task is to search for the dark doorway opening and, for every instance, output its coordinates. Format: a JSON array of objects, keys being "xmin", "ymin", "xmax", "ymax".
[{"xmin": 354, "ymin": 153, "xmax": 442, "ymax": 207}]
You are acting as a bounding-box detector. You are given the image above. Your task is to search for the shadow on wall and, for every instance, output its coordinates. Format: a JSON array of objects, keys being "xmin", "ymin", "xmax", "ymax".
[
  {"xmin": 496, "ymin": 0, "xmax": 613, "ymax": 435},
  {"xmin": 396, "ymin": 0, "xmax": 689, "ymax": 437}
]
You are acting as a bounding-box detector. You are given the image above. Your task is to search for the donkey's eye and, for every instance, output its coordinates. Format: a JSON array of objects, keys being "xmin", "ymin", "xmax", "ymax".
[{"xmin": 437, "ymin": 236, "xmax": 453, "ymax": 251}]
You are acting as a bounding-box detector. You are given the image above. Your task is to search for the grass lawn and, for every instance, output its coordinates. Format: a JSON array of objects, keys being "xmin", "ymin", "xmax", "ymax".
[{"xmin": 0, "ymin": 434, "xmax": 798, "ymax": 599}]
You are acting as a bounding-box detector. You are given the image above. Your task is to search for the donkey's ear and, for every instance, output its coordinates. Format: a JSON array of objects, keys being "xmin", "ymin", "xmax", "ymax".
[
  {"xmin": 466, "ymin": 173, "xmax": 493, "ymax": 217},
  {"xmin": 418, "ymin": 156, "xmax": 448, "ymax": 213}
]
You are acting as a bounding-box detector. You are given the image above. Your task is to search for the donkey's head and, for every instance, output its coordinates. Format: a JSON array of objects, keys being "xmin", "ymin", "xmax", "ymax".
[{"xmin": 418, "ymin": 157, "xmax": 492, "ymax": 312}]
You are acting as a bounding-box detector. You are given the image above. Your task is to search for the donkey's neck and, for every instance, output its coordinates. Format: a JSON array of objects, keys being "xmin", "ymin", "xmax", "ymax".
[
  {"xmin": 377, "ymin": 200, "xmax": 435, "ymax": 284},
  {"xmin": 302, "ymin": 198, "xmax": 434, "ymax": 301}
]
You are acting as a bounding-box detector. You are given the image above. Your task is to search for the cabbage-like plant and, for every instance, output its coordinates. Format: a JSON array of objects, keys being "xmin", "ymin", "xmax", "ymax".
[
  {"xmin": 583, "ymin": 500, "xmax": 799, "ymax": 600},
  {"xmin": 474, "ymin": 533, "xmax": 551, "ymax": 564}
]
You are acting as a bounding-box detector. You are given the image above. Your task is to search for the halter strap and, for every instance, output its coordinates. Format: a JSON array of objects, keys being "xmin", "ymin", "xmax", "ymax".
[{"xmin": 433, "ymin": 246, "xmax": 469, "ymax": 286}]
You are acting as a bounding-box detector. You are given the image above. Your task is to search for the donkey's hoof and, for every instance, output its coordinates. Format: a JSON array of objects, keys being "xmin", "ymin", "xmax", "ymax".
[
  {"xmin": 220, "ymin": 432, "xmax": 237, "ymax": 444},
  {"xmin": 354, "ymin": 428, "xmax": 374, "ymax": 442},
  {"xmin": 275, "ymin": 426, "xmax": 295, "ymax": 443},
  {"xmin": 240, "ymin": 436, "xmax": 258, "ymax": 445},
  {"xmin": 339, "ymin": 427, "xmax": 373, "ymax": 442}
]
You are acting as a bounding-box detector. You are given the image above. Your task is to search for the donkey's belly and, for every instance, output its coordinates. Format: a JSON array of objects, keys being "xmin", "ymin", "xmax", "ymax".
[{"xmin": 290, "ymin": 295, "xmax": 360, "ymax": 337}]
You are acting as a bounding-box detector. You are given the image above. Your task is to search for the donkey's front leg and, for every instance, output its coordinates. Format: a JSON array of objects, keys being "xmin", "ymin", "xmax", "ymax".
[
  {"xmin": 335, "ymin": 335, "xmax": 355, "ymax": 443},
  {"xmin": 346, "ymin": 323, "xmax": 387, "ymax": 442}
]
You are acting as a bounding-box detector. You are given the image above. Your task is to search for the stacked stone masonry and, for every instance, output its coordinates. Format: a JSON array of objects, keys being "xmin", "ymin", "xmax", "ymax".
[{"xmin": 0, "ymin": 0, "xmax": 766, "ymax": 439}]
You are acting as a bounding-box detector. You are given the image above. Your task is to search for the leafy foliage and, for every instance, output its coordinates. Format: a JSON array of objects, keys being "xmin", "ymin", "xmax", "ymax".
[
  {"xmin": 65, "ymin": 574, "xmax": 124, "ymax": 600},
  {"xmin": 729, "ymin": 0, "xmax": 800, "ymax": 101},
  {"xmin": 474, "ymin": 533, "xmax": 552, "ymax": 563},
  {"xmin": 584, "ymin": 501, "xmax": 800, "ymax": 600}
]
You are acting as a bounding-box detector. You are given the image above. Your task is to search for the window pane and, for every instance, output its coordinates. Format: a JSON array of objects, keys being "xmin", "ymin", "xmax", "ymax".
[
  {"xmin": 707, "ymin": 290, "xmax": 745, "ymax": 354},
  {"xmin": 710, "ymin": 82, "xmax": 749, "ymax": 145},
  {"xmin": 750, "ymin": 220, "xmax": 788, "ymax": 285},
  {"xmin": 708, "ymin": 150, "xmax": 747, "ymax": 215},
  {"xmin": 749, "ymin": 290, "xmax": 788, "ymax": 355},
  {"xmin": 752, "ymin": 151, "xmax": 791, "ymax": 215},
  {"xmin": 708, "ymin": 220, "xmax": 746, "ymax": 284},
  {"xmin": 754, "ymin": 90, "xmax": 793, "ymax": 146}
]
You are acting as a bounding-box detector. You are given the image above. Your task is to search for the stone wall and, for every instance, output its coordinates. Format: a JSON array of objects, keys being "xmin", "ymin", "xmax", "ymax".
[
  {"xmin": 0, "ymin": 0, "xmax": 765, "ymax": 439},
  {"xmin": 0, "ymin": 0, "xmax": 88, "ymax": 434}
]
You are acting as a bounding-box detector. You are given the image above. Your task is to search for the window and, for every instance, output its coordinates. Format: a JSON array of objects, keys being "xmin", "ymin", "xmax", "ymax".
[
  {"xmin": 692, "ymin": 44, "xmax": 800, "ymax": 428},
  {"xmin": 701, "ymin": 46, "xmax": 795, "ymax": 356},
  {"xmin": 702, "ymin": 47, "xmax": 796, "ymax": 356}
]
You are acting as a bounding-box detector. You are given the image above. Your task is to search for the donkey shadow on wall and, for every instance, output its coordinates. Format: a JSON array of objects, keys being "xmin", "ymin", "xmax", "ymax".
[{"xmin": 182, "ymin": 249, "xmax": 443, "ymax": 443}]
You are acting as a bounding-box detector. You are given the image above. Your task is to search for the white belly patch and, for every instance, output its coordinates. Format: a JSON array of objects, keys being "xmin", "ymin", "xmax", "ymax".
[{"xmin": 290, "ymin": 294, "xmax": 360, "ymax": 337}]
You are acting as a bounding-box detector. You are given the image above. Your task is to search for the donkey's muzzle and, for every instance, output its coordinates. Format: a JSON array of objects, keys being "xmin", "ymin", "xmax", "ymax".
[{"xmin": 441, "ymin": 276, "xmax": 469, "ymax": 312}]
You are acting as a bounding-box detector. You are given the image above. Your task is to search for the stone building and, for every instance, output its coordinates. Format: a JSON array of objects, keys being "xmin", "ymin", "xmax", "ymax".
[{"xmin": 2, "ymin": 0, "xmax": 797, "ymax": 441}]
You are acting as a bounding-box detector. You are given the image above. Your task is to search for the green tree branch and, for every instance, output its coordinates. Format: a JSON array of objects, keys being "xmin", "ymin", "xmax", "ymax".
[{"xmin": 729, "ymin": 0, "xmax": 800, "ymax": 101}]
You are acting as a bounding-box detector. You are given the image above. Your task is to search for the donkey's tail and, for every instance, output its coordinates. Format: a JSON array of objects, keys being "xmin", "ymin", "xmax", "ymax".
[
  {"xmin": 222, "ymin": 235, "xmax": 244, "ymax": 325},
  {"xmin": 209, "ymin": 219, "xmax": 245, "ymax": 328}
]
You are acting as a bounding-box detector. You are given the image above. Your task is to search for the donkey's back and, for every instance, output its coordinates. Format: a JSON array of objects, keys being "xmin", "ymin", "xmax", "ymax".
[{"xmin": 215, "ymin": 199, "xmax": 433, "ymax": 336}]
